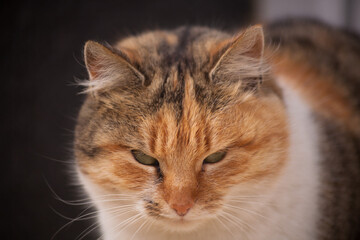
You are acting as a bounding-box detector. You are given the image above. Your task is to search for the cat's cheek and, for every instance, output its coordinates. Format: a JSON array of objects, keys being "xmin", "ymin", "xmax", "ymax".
[{"xmin": 77, "ymin": 154, "xmax": 158, "ymax": 192}]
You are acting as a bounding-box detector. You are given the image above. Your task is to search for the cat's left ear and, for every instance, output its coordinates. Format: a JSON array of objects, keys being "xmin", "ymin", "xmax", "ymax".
[
  {"xmin": 83, "ymin": 41, "xmax": 145, "ymax": 94},
  {"xmin": 209, "ymin": 25, "xmax": 265, "ymax": 86}
]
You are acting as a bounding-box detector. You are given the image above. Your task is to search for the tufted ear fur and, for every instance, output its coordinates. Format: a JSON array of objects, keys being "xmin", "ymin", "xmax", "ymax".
[
  {"xmin": 83, "ymin": 41, "xmax": 145, "ymax": 94},
  {"xmin": 209, "ymin": 25, "xmax": 265, "ymax": 88}
]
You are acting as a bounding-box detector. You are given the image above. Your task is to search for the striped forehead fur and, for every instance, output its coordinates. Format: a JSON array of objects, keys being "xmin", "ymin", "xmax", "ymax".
[{"xmin": 80, "ymin": 26, "xmax": 269, "ymax": 97}]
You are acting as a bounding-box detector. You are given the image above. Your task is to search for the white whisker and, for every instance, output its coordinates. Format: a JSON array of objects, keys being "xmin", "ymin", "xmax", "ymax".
[
  {"xmin": 114, "ymin": 214, "xmax": 145, "ymax": 239},
  {"xmin": 144, "ymin": 218, "xmax": 156, "ymax": 234},
  {"xmin": 219, "ymin": 212, "xmax": 251, "ymax": 240},
  {"xmin": 95, "ymin": 209, "xmax": 138, "ymax": 240},
  {"xmin": 76, "ymin": 221, "xmax": 100, "ymax": 240},
  {"xmin": 221, "ymin": 209, "xmax": 256, "ymax": 232},
  {"xmin": 51, "ymin": 205, "xmax": 96, "ymax": 240},
  {"xmin": 130, "ymin": 218, "xmax": 149, "ymax": 240},
  {"xmin": 223, "ymin": 203, "xmax": 270, "ymax": 221},
  {"xmin": 226, "ymin": 199, "xmax": 269, "ymax": 205},
  {"xmin": 76, "ymin": 208, "xmax": 135, "ymax": 240},
  {"xmin": 102, "ymin": 213, "xmax": 143, "ymax": 240},
  {"xmin": 57, "ymin": 194, "xmax": 135, "ymax": 206},
  {"xmin": 215, "ymin": 215, "xmax": 235, "ymax": 238}
]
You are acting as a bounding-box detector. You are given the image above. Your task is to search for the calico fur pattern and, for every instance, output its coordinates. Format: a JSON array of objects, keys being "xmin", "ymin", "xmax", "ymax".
[{"xmin": 74, "ymin": 21, "xmax": 360, "ymax": 240}]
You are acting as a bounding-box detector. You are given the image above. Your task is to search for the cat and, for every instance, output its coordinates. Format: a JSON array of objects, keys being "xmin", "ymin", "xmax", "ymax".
[{"xmin": 74, "ymin": 20, "xmax": 360, "ymax": 240}]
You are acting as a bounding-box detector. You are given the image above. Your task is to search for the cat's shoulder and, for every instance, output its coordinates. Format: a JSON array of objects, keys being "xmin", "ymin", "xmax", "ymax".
[{"xmin": 265, "ymin": 19, "xmax": 360, "ymax": 134}]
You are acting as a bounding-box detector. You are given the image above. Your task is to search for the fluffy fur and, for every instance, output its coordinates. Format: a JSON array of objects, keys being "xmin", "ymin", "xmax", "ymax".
[{"xmin": 74, "ymin": 21, "xmax": 360, "ymax": 240}]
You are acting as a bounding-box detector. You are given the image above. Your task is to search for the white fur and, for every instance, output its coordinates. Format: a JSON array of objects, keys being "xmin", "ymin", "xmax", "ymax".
[
  {"xmin": 77, "ymin": 75, "xmax": 321, "ymax": 240},
  {"xmin": 245, "ymin": 75, "xmax": 321, "ymax": 240}
]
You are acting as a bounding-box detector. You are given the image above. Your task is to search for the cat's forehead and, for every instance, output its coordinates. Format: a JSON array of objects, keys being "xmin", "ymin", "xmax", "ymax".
[
  {"xmin": 107, "ymin": 27, "xmax": 239, "ymax": 121},
  {"xmin": 115, "ymin": 26, "xmax": 230, "ymax": 74}
]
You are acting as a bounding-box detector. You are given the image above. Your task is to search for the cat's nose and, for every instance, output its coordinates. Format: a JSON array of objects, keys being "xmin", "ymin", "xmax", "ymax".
[{"xmin": 170, "ymin": 201, "xmax": 194, "ymax": 216}]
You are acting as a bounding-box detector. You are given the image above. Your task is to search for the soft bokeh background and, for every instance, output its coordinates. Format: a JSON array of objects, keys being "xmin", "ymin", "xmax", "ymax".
[
  {"xmin": 256, "ymin": 0, "xmax": 360, "ymax": 32},
  {"xmin": 4, "ymin": 0, "xmax": 359, "ymax": 239}
]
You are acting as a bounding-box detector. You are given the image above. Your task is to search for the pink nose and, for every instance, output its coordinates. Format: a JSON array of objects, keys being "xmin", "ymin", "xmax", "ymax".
[{"xmin": 170, "ymin": 201, "xmax": 194, "ymax": 216}]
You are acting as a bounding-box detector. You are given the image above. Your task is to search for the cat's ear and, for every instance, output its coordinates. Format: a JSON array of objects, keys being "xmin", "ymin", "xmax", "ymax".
[
  {"xmin": 83, "ymin": 41, "xmax": 145, "ymax": 93},
  {"xmin": 209, "ymin": 25, "xmax": 265, "ymax": 87}
]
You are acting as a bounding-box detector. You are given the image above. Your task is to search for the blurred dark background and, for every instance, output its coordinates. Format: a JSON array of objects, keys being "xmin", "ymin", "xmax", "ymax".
[{"xmin": 4, "ymin": 0, "xmax": 359, "ymax": 239}]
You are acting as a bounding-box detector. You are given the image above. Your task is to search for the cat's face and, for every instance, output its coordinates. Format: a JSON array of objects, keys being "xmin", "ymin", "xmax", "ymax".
[{"xmin": 75, "ymin": 26, "xmax": 289, "ymax": 232}]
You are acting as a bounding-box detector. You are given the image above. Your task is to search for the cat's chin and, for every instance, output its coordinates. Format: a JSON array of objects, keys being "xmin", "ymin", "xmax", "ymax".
[{"xmin": 155, "ymin": 217, "xmax": 205, "ymax": 232}]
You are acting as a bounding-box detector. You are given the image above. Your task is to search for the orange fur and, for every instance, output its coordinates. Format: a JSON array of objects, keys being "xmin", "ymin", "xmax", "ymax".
[{"xmin": 269, "ymin": 51, "xmax": 360, "ymax": 133}]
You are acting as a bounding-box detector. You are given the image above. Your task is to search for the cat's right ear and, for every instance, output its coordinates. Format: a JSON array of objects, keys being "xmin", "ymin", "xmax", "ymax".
[
  {"xmin": 83, "ymin": 41, "xmax": 145, "ymax": 94},
  {"xmin": 209, "ymin": 25, "xmax": 266, "ymax": 87}
]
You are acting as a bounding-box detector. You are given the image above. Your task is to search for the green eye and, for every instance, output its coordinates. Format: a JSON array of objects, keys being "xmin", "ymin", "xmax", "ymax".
[
  {"xmin": 203, "ymin": 151, "xmax": 226, "ymax": 164},
  {"xmin": 131, "ymin": 150, "xmax": 159, "ymax": 166}
]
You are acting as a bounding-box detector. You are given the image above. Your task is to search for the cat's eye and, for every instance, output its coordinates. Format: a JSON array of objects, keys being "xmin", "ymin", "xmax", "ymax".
[
  {"xmin": 131, "ymin": 150, "xmax": 159, "ymax": 166},
  {"xmin": 203, "ymin": 151, "xmax": 226, "ymax": 164}
]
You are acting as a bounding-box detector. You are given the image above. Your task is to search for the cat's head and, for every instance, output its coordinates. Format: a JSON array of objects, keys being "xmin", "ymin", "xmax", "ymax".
[{"xmin": 75, "ymin": 26, "xmax": 288, "ymax": 232}]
